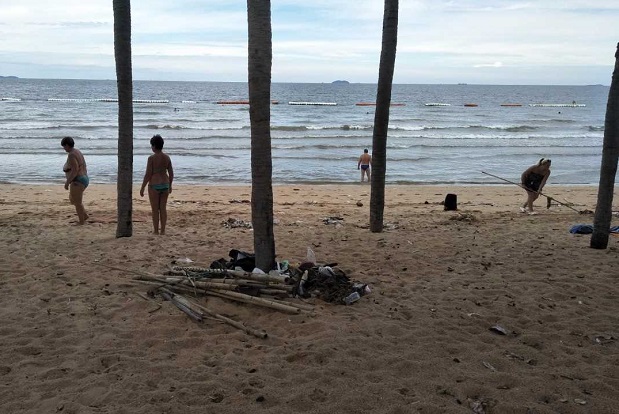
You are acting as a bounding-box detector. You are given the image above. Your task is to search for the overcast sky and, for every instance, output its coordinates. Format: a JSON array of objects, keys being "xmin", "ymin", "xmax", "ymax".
[{"xmin": 0, "ymin": 1, "xmax": 617, "ymax": 85}]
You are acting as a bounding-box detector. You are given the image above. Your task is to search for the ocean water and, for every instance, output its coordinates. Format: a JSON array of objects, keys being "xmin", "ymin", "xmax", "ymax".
[{"xmin": 0, "ymin": 78, "xmax": 609, "ymax": 185}]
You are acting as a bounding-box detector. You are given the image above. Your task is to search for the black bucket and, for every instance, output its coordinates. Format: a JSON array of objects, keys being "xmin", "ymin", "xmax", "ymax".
[{"xmin": 444, "ymin": 193, "xmax": 457, "ymax": 211}]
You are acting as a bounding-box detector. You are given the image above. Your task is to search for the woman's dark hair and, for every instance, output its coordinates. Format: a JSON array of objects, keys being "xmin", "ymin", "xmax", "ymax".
[
  {"xmin": 61, "ymin": 136, "xmax": 75, "ymax": 148},
  {"xmin": 150, "ymin": 134, "xmax": 164, "ymax": 150}
]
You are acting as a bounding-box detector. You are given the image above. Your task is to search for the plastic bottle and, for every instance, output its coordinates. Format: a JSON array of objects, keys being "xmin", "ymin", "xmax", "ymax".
[
  {"xmin": 344, "ymin": 291, "xmax": 361, "ymax": 305},
  {"xmin": 306, "ymin": 247, "xmax": 316, "ymax": 264}
]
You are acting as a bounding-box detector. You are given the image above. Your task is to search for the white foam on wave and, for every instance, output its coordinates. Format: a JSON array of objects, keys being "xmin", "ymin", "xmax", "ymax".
[
  {"xmin": 47, "ymin": 98, "xmax": 169, "ymax": 103},
  {"xmin": 529, "ymin": 103, "xmax": 586, "ymax": 107},
  {"xmin": 288, "ymin": 101, "xmax": 337, "ymax": 106}
]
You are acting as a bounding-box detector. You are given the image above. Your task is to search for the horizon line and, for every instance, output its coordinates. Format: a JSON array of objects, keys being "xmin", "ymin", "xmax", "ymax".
[{"xmin": 0, "ymin": 76, "xmax": 609, "ymax": 87}]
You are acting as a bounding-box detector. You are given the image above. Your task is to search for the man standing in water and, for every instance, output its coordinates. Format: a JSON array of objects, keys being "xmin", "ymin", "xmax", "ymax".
[{"xmin": 357, "ymin": 148, "xmax": 372, "ymax": 183}]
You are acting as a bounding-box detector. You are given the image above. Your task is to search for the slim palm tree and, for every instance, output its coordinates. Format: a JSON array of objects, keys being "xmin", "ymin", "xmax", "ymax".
[
  {"xmin": 113, "ymin": 0, "xmax": 134, "ymax": 238},
  {"xmin": 247, "ymin": 0, "xmax": 276, "ymax": 270},
  {"xmin": 591, "ymin": 43, "xmax": 619, "ymax": 249},
  {"xmin": 370, "ymin": 0, "xmax": 399, "ymax": 233}
]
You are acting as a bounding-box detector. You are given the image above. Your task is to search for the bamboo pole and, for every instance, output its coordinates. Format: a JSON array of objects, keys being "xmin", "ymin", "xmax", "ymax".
[
  {"xmin": 134, "ymin": 279, "xmax": 202, "ymax": 296},
  {"xmin": 133, "ymin": 275, "xmax": 294, "ymax": 296},
  {"xmin": 134, "ymin": 275, "xmax": 242, "ymax": 291},
  {"xmin": 206, "ymin": 278, "xmax": 294, "ymax": 291},
  {"xmin": 206, "ymin": 289, "xmax": 302, "ymax": 314},
  {"xmin": 183, "ymin": 297, "xmax": 268, "ymax": 339},
  {"xmin": 171, "ymin": 266, "xmax": 289, "ymax": 284},
  {"xmin": 267, "ymin": 298, "xmax": 315, "ymax": 312},
  {"xmin": 159, "ymin": 288, "xmax": 204, "ymax": 322},
  {"xmin": 481, "ymin": 171, "xmax": 581, "ymax": 213}
]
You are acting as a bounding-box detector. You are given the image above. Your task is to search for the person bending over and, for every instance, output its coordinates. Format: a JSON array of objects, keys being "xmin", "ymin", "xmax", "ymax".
[
  {"xmin": 521, "ymin": 158, "xmax": 551, "ymax": 214},
  {"xmin": 140, "ymin": 134, "xmax": 174, "ymax": 234},
  {"xmin": 61, "ymin": 136, "xmax": 89, "ymax": 225}
]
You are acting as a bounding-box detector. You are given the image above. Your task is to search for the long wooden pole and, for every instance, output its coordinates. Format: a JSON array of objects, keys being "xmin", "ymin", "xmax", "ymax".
[
  {"xmin": 481, "ymin": 171, "xmax": 581, "ymax": 213},
  {"xmin": 171, "ymin": 267, "xmax": 289, "ymax": 284},
  {"xmin": 206, "ymin": 289, "xmax": 302, "ymax": 314}
]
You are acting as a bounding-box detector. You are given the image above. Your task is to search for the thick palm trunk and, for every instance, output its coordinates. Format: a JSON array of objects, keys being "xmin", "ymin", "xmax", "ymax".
[
  {"xmin": 591, "ymin": 43, "xmax": 619, "ymax": 249},
  {"xmin": 113, "ymin": 0, "xmax": 134, "ymax": 238},
  {"xmin": 247, "ymin": 0, "xmax": 275, "ymax": 270},
  {"xmin": 370, "ymin": 0, "xmax": 399, "ymax": 233}
]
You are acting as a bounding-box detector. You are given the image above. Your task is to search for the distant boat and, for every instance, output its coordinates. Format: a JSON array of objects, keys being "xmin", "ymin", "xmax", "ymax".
[
  {"xmin": 501, "ymin": 103, "xmax": 522, "ymax": 107},
  {"xmin": 425, "ymin": 103, "xmax": 450, "ymax": 106},
  {"xmin": 463, "ymin": 103, "xmax": 478, "ymax": 107}
]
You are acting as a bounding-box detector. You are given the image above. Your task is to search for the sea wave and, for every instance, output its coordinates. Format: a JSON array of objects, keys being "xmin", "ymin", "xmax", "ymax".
[{"xmin": 141, "ymin": 124, "xmax": 245, "ymax": 130}]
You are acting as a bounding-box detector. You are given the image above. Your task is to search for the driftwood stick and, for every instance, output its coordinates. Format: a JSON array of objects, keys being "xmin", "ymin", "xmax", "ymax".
[
  {"xmin": 184, "ymin": 297, "xmax": 268, "ymax": 339},
  {"xmin": 206, "ymin": 289, "xmax": 302, "ymax": 314}
]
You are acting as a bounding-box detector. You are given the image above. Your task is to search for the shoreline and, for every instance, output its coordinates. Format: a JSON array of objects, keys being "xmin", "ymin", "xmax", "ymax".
[
  {"xmin": 0, "ymin": 180, "xmax": 610, "ymax": 187},
  {"xmin": 0, "ymin": 183, "xmax": 612, "ymax": 217}
]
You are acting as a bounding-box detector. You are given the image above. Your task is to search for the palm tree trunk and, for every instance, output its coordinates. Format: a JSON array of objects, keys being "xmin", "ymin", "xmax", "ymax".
[
  {"xmin": 113, "ymin": 0, "xmax": 134, "ymax": 238},
  {"xmin": 370, "ymin": 0, "xmax": 399, "ymax": 233},
  {"xmin": 591, "ymin": 43, "xmax": 619, "ymax": 249},
  {"xmin": 247, "ymin": 0, "xmax": 275, "ymax": 270}
]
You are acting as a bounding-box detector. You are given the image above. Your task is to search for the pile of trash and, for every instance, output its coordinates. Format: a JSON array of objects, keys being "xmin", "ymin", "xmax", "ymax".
[
  {"xmin": 207, "ymin": 248, "xmax": 370, "ymax": 305},
  {"xmin": 131, "ymin": 248, "xmax": 370, "ymax": 338}
]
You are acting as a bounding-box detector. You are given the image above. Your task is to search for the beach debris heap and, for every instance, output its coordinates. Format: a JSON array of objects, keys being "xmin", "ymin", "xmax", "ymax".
[{"xmin": 131, "ymin": 248, "xmax": 370, "ymax": 337}]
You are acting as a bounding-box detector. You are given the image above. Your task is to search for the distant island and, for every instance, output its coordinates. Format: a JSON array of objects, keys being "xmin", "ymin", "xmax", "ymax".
[
  {"xmin": 332, "ymin": 80, "xmax": 349, "ymax": 85},
  {"xmin": 0, "ymin": 76, "xmax": 19, "ymax": 79}
]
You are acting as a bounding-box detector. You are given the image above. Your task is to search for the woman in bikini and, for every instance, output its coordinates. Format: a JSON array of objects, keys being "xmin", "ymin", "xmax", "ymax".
[
  {"xmin": 520, "ymin": 158, "xmax": 551, "ymax": 214},
  {"xmin": 140, "ymin": 134, "xmax": 174, "ymax": 234},
  {"xmin": 61, "ymin": 137, "xmax": 89, "ymax": 225}
]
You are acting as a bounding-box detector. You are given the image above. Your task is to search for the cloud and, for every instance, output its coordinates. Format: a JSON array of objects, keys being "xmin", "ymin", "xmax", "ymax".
[
  {"xmin": 474, "ymin": 62, "xmax": 504, "ymax": 68},
  {"xmin": 0, "ymin": 0, "xmax": 617, "ymax": 84}
]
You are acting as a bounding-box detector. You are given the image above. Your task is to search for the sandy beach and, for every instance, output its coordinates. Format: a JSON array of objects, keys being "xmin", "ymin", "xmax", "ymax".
[{"xmin": 0, "ymin": 183, "xmax": 617, "ymax": 413}]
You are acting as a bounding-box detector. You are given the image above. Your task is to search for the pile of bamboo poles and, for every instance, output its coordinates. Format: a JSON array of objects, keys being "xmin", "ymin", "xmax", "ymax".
[{"xmin": 130, "ymin": 266, "xmax": 315, "ymax": 338}]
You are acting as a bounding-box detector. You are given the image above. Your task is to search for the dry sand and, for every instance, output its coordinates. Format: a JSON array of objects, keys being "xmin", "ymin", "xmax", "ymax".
[{"xmin": 0, "ymin": 183, "xmax": 617, "ymax": 413}]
